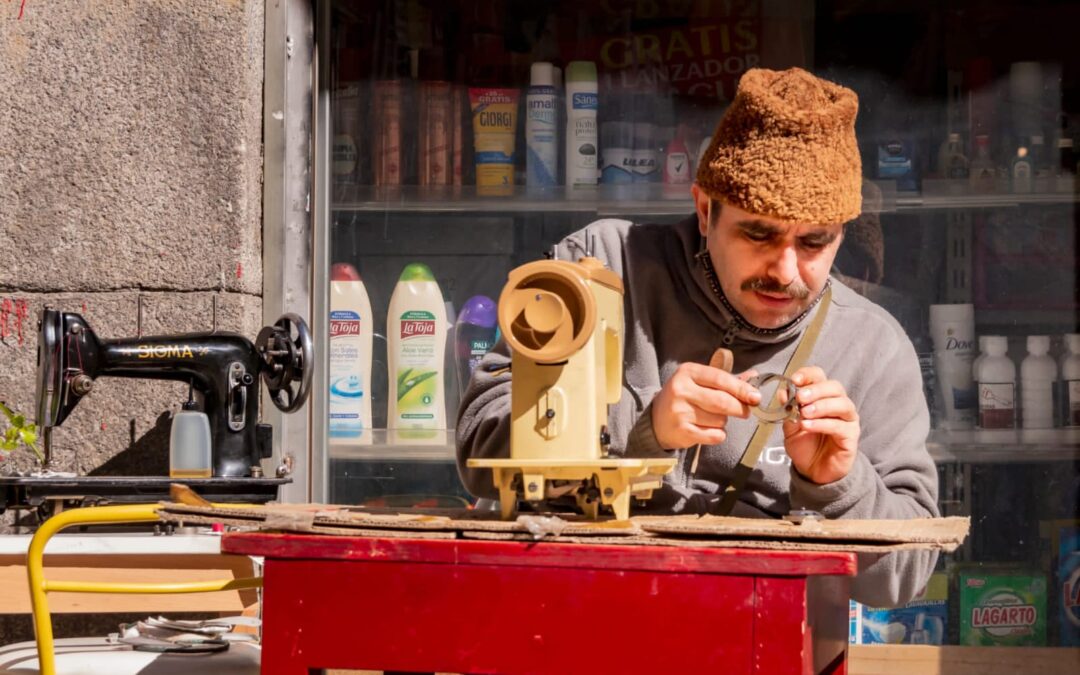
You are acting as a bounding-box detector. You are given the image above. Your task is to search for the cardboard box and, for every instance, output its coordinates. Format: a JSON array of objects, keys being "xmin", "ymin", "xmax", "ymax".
[{"xmin": 959, "ymin": 569, "xmax": 1046, "ymax": 646}]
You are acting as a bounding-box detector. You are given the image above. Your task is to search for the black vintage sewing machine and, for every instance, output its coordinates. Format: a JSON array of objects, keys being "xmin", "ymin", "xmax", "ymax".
[{"xmin": 0, "ymin": 308, "xmax": 313, "ymax": 517}]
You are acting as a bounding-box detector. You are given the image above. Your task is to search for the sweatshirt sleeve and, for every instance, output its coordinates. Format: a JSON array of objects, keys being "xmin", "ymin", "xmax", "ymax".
[
  {"xmin": 788, "ymin": 327, "xmax": 940, "ymax": 608},
  {"xmin": 454, "ymin": 339, "xmax": 515, "ymax": 500}
]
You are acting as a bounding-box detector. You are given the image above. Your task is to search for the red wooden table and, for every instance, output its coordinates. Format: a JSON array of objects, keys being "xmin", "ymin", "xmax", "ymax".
[{"xmin": 222, "ymin": 532, "xmax": 856, "ymax": 675}]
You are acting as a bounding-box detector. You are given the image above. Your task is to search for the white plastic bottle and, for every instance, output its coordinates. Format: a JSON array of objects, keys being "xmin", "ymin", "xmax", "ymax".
[
  {"xmin": 565, "ymin": 61, "xmax": 598, "ymax": 188},
  {"xmin": 387, "ymin": 263, "xmax": 448, "ymax": 442},
  {"xmin": 525, "ymin": 62, "xmax": 558, "ymax": 188},
  {"xmin": 170, "ymin": 384, "xmax": 212, "ymax": 478},
  {"xmin": 972, "ymin": 335, "xmax": 989, "ymax": 378},
  {"xmin": 329, "ymin": 263, "xmax": 374, "ymax": 443},
  {"xmin": 975, "ymin": 336, "xmax": 1015, "ymax": 429},
  {"xmin": 1020, "ymin": 335, "xmax": 1056, "ymax": 429},
  {"xmin": 929, "ymin": 304, "xmax": 976, "ymax": 429},
  {"xmin": 1061, "ymin": 333, "xmax": 1080, "ymax": 427}
]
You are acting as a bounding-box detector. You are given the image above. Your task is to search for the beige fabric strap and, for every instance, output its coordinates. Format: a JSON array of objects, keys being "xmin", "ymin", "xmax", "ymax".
[{"xmin": 716, "ymin": 285, "xmax": 833, "ymax": 515}]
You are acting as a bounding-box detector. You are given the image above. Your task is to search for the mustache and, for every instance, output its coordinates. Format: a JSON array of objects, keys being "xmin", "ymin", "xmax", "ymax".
[{"xmin": 741, "ymin": 277, "xmax": 810, "ymax": 300}]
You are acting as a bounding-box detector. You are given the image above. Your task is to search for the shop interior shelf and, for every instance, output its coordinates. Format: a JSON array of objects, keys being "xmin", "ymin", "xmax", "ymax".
[
  {"xmin": 928, "ymin": 428, "xmax": 1080, "ymax": 463},
  {"xmin": 332, "ymin": 428, "xmax": 1080, "ymax": 464},
  {"xmin": 330, "ymin": 181, "xmax": 1078, "ymax": 216},
  {"xmin": 330, "ymin": 429, "xmax": 456, "ymax": 461}
]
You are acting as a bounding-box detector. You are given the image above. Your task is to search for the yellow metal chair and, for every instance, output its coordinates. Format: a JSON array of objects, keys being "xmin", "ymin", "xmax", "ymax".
[{"xmin": 0, "ymin": 504, "xmax": 262, "ymax": 675}]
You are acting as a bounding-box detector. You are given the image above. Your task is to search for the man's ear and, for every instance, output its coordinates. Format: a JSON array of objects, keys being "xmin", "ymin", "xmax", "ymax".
[{"xmin": 691, "ymin": 183, "xmax": 710, "ymax": 236}]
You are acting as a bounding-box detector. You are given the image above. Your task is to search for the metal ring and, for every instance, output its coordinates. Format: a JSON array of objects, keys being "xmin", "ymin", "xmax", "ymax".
[{"xmin": 747, "ymin": 373, "xmax": 799, "ymax": 423}]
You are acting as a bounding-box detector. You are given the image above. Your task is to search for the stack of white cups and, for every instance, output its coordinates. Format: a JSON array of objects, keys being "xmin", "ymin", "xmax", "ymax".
[{"xmin": 929, "ymin": 304, "xmax": 977, "ymax": 430}]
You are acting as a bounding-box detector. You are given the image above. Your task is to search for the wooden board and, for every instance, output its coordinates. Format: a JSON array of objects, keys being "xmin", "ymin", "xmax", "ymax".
[
  {"xmin": 848, "ymin": 645, "xmax": 1080, "ymax": 675},
  {"xmin": 0, "ymin": 553, "xmax": 256, "ymax": 614}
]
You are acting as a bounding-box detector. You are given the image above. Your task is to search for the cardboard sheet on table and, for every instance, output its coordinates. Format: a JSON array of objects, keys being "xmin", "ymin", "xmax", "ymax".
[
  {"xmin": 156, "ymin": 503, "xmax": 968, "ymax": 552},
  {"xmin": 634, "ymin": 515, "xmax": 969, "ymax": 550},
  {"xmin": 155, "ymin": 502, "xmax": 642, "ymax": 536}
]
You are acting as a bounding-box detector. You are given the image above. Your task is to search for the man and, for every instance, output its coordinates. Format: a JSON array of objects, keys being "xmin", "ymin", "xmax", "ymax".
[{"xmin": 456, "ymin": 67, "xmax": 938, "ymax": 607}]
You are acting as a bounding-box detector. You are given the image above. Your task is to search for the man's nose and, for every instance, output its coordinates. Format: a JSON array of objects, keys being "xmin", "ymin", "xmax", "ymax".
[{"xmin": 767, "ymin": 245, "xmax": 799, "ymax": 287}]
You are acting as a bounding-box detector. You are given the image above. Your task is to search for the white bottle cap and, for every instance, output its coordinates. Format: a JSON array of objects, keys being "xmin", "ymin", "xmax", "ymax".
[
  {"xmin": 1065, "ymin": 333, "xmax": 1080, "ymax": 353},
  {"xmin": 530, "ymin": 62, "xmax": 555, "ymax": 87},
  {"xmin": 985, "ymin": 335, "xmax": 1008, "ymax": 356},
  {"xmin": 978, "ymin": 335, "xmax": 989, "ymax": 352},
  {"xmin": 1027, "ymin": 335, "xmax": 1050, "ymax": 355}
]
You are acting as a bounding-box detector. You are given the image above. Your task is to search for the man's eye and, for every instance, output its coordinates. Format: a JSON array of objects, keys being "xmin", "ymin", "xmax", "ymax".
[
  {"xmin": 800, "ymin": 239, "xmax": 828, "ymax": 251},
  {"xmin": 746, "ymin": 232, "xmax": 771, "ymax": 242}
]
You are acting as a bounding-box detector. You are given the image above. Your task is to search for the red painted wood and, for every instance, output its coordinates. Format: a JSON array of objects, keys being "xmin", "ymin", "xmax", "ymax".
[
  {"xmin": 261, "ymin": 557, "xmax": 755, "ymax": 674},
  {"xmin": 226, "ymin": 533, "xmax": 857, "ymax": 675},
  {"xmin": 754, "ymin": 576, "xmax": 812, "ymax": 674},
  {"xmin": 223, "ymin": 532, "xmax": 857, "ymax": 577}
]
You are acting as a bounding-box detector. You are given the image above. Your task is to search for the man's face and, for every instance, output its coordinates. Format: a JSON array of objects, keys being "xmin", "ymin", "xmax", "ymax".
[{"xmin": 692, "ymin": 184, "xmax": 844, "ymax": 329}]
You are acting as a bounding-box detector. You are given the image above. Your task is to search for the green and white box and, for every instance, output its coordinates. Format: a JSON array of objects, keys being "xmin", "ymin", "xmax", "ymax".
[{"xmin": 959, "ymin": 570, "xmax": 1046, "ymax": 646}]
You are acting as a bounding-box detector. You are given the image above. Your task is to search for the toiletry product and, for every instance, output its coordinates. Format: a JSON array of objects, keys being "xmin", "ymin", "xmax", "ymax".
[
  {"xmin": 938, "ymin": 132, "xmax": 969, "ymax": 179},
  {"xmin": 526, "ymin": 62, "xmax": 558, "ymax": 188},
  {"xmin": 663, "ymin": 124, "xmax": 692, "ymax": 185},
  {"xmin": 553, "ymin": 65, "xmax": 564, "ymax": 184},
  {"xmin": 1021, "ymin": 335, "xmax": 1056, "ymax": 429},
  {"xmin": 387, "ymin": 263, "xmax": 448, "ymax": 439},
  {"xmin": 565, "ymin": 61, "xmax": 599, "ymax": 188},
  {"xmin": 969, "ymin": 134, "xmax": 996, "ymax": 193},
  {"xmin": 1012, "ymin": 144, "xmax": 1033, "ymax": 193},
  {"xmin": 877, "ymin": 133, "xmax": 916, "ymax": 191},
  {"xmin": 332, "ymin": 83, "xmax": 363, "ymax": 202},
  {"xmin": 975, "ymin": 335, "xmax": 1016, "ymax": 429},
  {"xmin": 600, "ymin": 121, "xmax": 635, "ymax": 184},
  {"xmin": 419, "ymin": 80, "xmax": 452, "ymax": 186},
  {"xmin": 454, "ymin": 295, "xmax": 498, "ymax": 398},
  {"xmin": 170, "ymin": 383, "xmax": 212, "ymax": 478},
  {"xmin": 372, "ymin": 80, "xmax": 404, "ymax": 186},
  {"xmin": 452, "ymin": 85, "xmax": 466, "ymax": 186},
  {"xmin": 329, "ymin": 263, "xmax": 374, "ymax": 442},
  {"xmin": 469, "ymin": 87, "xmax": 520, "ymax": 196},
  {"xmin": 1060, "ymin": 333, "xmax": 1080, "ymax": 427},
  {"xmin": 972, "ymin": 335, "xmax": 989, "ymax": 376},
  {"xmin": 929, "ymin": 304, "xmax": 977, "ymax": 429},
  {"xmin": 632, "ymin": 119, "xmax": 658, "ymax": 183}
]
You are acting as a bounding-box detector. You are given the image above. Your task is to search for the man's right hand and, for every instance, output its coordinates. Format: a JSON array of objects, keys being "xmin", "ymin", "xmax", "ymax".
[{"xmin": 651, "ymin": 363, "xmax": 761, "ymax": 449}]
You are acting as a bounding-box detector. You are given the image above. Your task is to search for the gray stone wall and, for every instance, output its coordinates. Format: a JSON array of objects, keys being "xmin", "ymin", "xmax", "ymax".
[{"xmin": 0, "ymin": 1, "xmax": 266, "ymax": 478}]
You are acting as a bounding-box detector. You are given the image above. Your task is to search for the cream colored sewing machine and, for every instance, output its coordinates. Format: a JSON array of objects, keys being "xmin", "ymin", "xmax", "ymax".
[{"xmin": 468, "ymin": 252, "xmax": 676, "ymax": 520}]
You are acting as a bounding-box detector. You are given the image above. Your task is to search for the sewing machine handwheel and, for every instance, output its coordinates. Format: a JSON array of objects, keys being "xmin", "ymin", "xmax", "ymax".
[{"xmin": 257, "ymin": 313, "xmax": 314, "ymax": 413}]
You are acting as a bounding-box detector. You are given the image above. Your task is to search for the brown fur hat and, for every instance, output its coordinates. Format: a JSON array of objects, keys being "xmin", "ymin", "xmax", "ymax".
[{"xmin": 696, "ymin": 67, "xmax": 862, "ymax": 225}]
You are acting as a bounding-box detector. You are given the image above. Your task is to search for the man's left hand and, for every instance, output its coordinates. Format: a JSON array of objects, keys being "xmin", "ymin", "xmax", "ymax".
[{"xmin": 782, "ymin": 366, "xmax": 860, "ymax": 484}]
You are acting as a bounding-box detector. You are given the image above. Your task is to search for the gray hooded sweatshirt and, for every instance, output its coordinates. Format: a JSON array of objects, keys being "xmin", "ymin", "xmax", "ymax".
[{"xmin": 456, "ymin": 215, "xmax": 940, "ymax": 607}]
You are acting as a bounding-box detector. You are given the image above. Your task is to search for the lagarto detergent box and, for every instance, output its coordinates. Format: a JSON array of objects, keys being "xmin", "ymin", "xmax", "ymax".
[{"xmin": 959, "ymin": 570, "xmax": 1046, "ymax": 646}]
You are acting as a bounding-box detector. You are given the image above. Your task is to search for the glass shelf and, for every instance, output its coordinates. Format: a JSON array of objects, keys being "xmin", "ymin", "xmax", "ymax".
[
  {"xmin": 330, "ymin": 428, "xmax": 1080, "ymax": 464},
  {"xmin": 331, "ymin": 181, "xmax": 1078, "ymax": 216},
  {"xmin": 928, "ymin": 428, "xmax": 1080, "ymax": 463},
  {"xmin": 330, "ymin": 429, "xmax": 456, "ymax": 461}
]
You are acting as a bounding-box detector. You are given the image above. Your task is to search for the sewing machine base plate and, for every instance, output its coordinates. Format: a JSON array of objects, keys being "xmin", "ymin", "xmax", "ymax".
[{"xmin": 467, "ymin": 457, "xmax": 677, "ymax": 520}]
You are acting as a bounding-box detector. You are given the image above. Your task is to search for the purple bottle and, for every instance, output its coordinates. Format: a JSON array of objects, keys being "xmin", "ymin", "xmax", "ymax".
[{"xmin": 454, "ymin": 295, "xmax": 498, "ymax": 397}]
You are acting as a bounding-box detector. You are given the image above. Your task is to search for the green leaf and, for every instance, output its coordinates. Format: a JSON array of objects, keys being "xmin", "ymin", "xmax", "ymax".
[
  {"xmin": 397, "ymin": 370, "xmax": 438, "ymax": 401},
  {"xmin": 1, "ymin": 440, "xmax": 17, "ymax": 451},
  {"xmin": 5, "ymin": 428, "xmax": 18, "ymax": 442},
  {"xmin": 11, "ymin": 415, "xmax": 25, "ymax": 428},
  {"xmin": 20, "ymin": 429, "xmax": 38, "ymax": 445},
  {"xmin": 396, "ymin": 368, "xmax": 414, "ymax": 390}
]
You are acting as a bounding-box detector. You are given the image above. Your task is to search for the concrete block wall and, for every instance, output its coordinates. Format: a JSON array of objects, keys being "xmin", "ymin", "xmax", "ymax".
[{"xmin": 0, "ymin": 1, "xmax": 266, "ymax": 478}]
